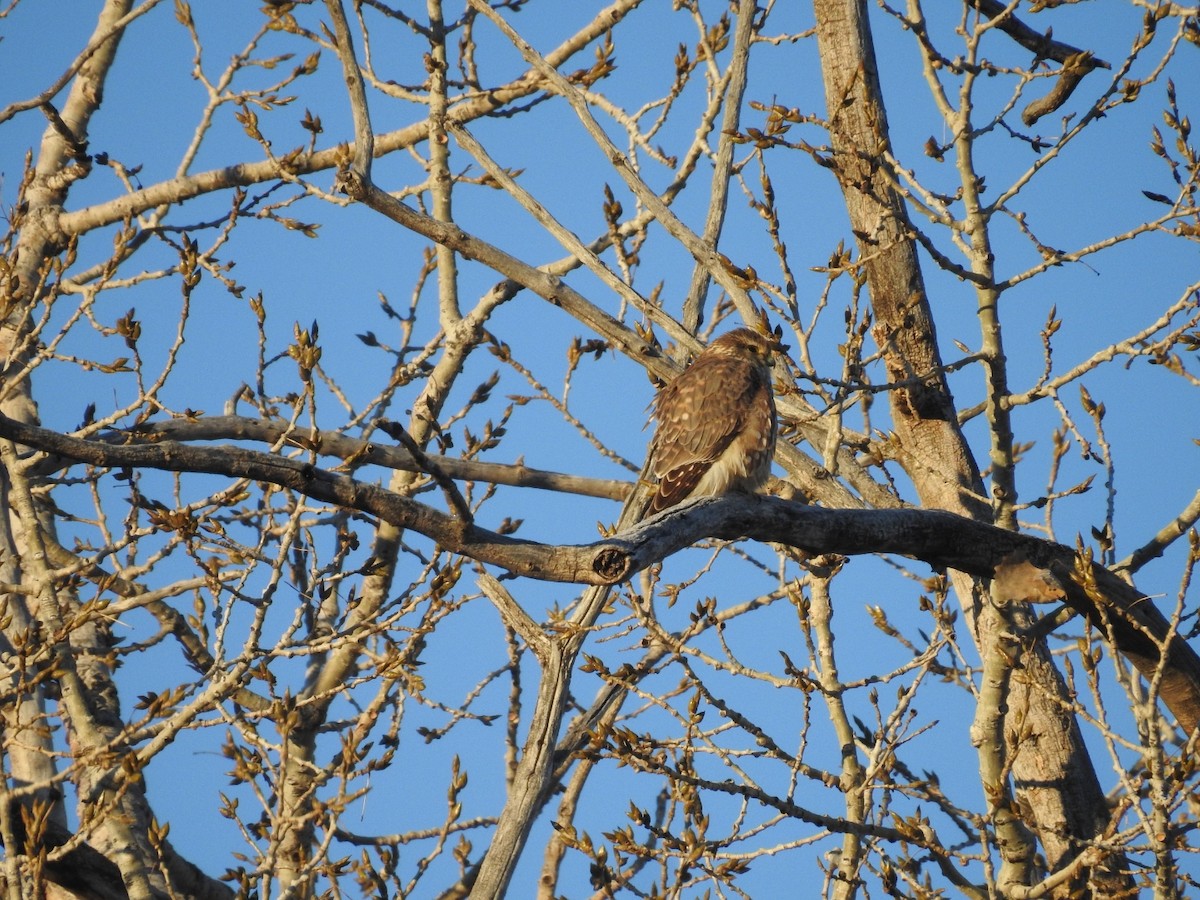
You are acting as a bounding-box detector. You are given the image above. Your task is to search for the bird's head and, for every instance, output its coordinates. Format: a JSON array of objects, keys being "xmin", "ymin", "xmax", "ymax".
[{"xmin": 708, "ymin": 327, "xmax": 787, "ymax": 366}]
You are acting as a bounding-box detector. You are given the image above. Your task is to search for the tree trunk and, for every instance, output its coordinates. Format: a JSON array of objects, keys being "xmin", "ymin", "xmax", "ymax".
[
  {"xmin": 810, "ymin": 1, "xmax": 1129, "ymax": 893},
  {"xmin": 0, "ymin": 2, "xmax": 224, "ymax": 897}
]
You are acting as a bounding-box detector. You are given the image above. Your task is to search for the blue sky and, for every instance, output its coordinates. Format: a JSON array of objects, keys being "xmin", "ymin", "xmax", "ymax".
[{"xmin": 2, "ymin": 1, "xmax": 1199, "ymax": 895}]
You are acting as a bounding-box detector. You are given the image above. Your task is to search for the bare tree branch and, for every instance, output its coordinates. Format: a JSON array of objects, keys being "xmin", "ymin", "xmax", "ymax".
[{"xmin": 4, "ymin": 409, "xmax": 1196, "ymax": 737}]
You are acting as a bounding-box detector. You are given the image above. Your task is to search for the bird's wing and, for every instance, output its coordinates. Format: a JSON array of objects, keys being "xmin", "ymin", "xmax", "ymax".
[{"xmin": 649, "ymin": 355, "xmax": 759, "ymax": 511}]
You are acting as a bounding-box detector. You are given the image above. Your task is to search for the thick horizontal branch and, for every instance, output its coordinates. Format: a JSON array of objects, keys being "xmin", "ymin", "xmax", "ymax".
[
  {"xmin": 617, "ymin": 496, "xmax": 1200, "ymax": 735},
  {"xmin": 0, "ymin": 413, "xmax": 595, "ymax": 583},
  {"xmin": 25, "ymin": 415, "xmax": 629, "ymax": 501},
  {"xmin": 3, "ymin": 413, "xmax": 1198, "ymax": 734}
]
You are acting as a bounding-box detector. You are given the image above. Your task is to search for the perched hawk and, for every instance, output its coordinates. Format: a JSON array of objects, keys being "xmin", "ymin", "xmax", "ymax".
[{"xmin": 646, "ymin": 328, "xmax": 780, "ymax": 515}]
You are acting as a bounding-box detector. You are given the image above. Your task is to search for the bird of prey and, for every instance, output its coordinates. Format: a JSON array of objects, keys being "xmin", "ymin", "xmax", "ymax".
[{"xmin": 646, "ymin": 328, "xmax": 779, "ymax": 515}]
